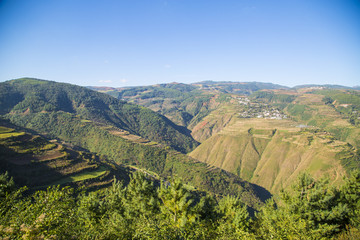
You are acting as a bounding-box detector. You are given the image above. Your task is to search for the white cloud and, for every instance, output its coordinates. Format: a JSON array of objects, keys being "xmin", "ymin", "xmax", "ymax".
[{"xmin": 120, "ymin": 78, "xmax": 128, "ymax": 83}]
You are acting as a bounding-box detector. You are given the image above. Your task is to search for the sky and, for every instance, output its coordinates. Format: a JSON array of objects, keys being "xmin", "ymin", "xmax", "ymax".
[{"xmin": 0, "ymin": 0, "xmax": 359, "ymax": 88}]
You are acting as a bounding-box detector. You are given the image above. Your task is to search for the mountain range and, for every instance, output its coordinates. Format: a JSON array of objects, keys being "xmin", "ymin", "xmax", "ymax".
[
  {"xmin": 1, "ymin": 77, "xmax": 360, "ymax": 206},
  {"xmin": 92, "ymin": 80, "xmax": 360, "ymax": 194},
  {"xmin": 0, "ymin": 78, "xmax": 273, "ymax": 209}
]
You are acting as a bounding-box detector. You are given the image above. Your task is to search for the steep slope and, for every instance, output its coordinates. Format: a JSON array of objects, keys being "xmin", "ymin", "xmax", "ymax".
[
  {"xmin": 93, "ymin": 83, "xmax": 244, "ymax": 142},
  {"xmin": 0, "ymin": 119, "xmax": 129, "ymax": 190},
  {"xmin": 189, "ymin": 89, "xmax": 360, "ymax": 194},
  {"xmin": 6, "ymin": 109, "xmax": 269, "ymax": 207},
  {"xmin": 189, "ymin": 96, "xmax": 245, "ymax": 142},
  {"xmin": 190, "ymin": 117, "xmax": 358, "ymax": 194},
  {"xmin": 0, "ymin": 78, "xmax": 271, "ymax": 208},
  {"xmin": 0, "ymin": 78, "xmax": 198, "ymax": 153}
]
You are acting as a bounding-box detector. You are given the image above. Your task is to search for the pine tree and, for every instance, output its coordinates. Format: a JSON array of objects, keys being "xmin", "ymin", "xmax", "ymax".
[
  {"xmin": 158, "ymin": 177, "xmax": 196, "ymax": 228},
  {"xmin": 216, "ymin": 195, "xmax": 254, "ymax": 239},
  {"xmin": 123, "ymin": 172, "xmax": 160, "ymax": 219}
]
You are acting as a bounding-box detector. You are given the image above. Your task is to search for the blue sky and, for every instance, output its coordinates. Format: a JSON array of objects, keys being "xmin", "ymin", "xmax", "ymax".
[{"xmin": 0, "ymin": 0, "xmax": 359, "ymax": 87}]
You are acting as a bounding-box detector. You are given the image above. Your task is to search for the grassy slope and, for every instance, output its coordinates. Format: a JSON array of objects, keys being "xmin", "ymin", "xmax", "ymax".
[
  {"xmin": 190, "ymin": 100, "xmax": 238, "ymax": 142},
  {"xmin": 190, "ymin": 105, "xmax": 359, "ymax": 194},
  {"xmin": 190, "ymin": 91, "xmax": 359, "ymax": 193}
]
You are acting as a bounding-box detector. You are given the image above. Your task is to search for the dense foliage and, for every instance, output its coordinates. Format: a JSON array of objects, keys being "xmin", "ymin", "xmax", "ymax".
[{"xmin": 1, "ymin": 171, "xmax": 359, "ymax": 239}]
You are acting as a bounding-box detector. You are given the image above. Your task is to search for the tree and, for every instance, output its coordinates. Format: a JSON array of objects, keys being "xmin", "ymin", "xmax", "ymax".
[
  {"xmin": 158, "ymin": 178, "xmax": 196, "ymax": 227},
  {"xmin": 123, "ymin": 172, "xmax": 160, "ymax": 219},
  {"xmin": 256, "ymin": 173, "xmax": 351, "ymax": 239},
  {"xmin": 0, "ymin": 171, "xmax": 26, "ymax": 217},
  {"xmin": 340, "ymin": 170, "xmax": 360, "ymax": 227},
  {"xmin": 8, "ymin": 186, "xmax": 77, "ymax": 239},
  {"xmin": 216, "ymin": 195, "xmax": 254, "ymax": 239}
]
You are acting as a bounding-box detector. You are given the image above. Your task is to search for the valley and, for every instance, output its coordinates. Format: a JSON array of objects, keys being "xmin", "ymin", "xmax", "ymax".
[
  {"xmin": 96, "ymin": 82, "xmax": 360, "ymax": 195},
  {"xmin": 2, "ymin": 0, "xmax": 359, "ymax": 237},
  {"xmin": 0, "ymin": 78, "xmax": 359, "ymax": 239},
  {"xmin": 0, "ymin": 78, "xmax": 271, "ymax": 208}
]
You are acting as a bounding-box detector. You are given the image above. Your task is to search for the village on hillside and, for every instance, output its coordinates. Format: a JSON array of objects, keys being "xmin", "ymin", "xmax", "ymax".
[{"xmin": 237, "ymin": 97, "xmax": 288, "ymax": 119}]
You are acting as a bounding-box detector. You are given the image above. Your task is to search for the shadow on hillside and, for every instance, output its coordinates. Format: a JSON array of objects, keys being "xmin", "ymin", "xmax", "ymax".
[
  {"xmin": 0, "ymin": 147, "xmax": 66, "ymax": 188},
  {"xmin": 250, "ymin": 183, "xmax": 272, "ymax": 203}
]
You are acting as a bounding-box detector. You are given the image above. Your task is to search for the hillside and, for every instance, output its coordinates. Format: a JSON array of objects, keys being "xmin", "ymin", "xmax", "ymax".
[
  {"xmin": 284, "ymin": 89, "xmax": 360, "ymax": 148},
  {"xmin": 92, "ymin": 81, "xmax": 288, "ymax": 129},
  {"xmin": 0, "ymin": 118, "xmax": 269, "ymax": 208},
  {"xmin": 189, "ymin": 89, "xmax": 360, "ymax": 193},
  {"xmin": 190, "ymin": 118, "xmax": 358, "ymax": 193},
  {"xmin": 92, "ymin": 83, "xmax": 219, "ymax": 128},
  {"xmin": 0, "ymin": 78, "xmax": 198, "ymax": 153},
  {"xmin": 92, "ymin": 82, "xmax": 360, "ymax": 195},
  {"xmin": 0, "ymin": 119, "xmax": 129, "ymax": 190},
  {"xmin": 2, "ymin": 78, "xmax": 358, "ymax": 202},
  {"xmin": 0, "ymin": 78, "xmax": 270, "ymax": 208}
]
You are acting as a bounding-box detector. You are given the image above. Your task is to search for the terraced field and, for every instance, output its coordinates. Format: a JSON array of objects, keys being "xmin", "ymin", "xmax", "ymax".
[
  {"xmin": 0, "ymin": 126, "xmax": 26, "ymax": 138},
  {"xmin": 46, "ymin": 165, "xmax": 109, "ymax": 186},
  {"xmin": 0, "ymin": 123, "xmax": 116, "ymax": 189},
  {"xmin": 285, "ymin": 92, "xmax": 360, "ymax": 148}
]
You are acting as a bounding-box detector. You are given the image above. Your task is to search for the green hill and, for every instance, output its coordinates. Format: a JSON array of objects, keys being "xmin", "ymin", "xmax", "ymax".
[
  {"xmin": 192, "ymin": 81, "xmax": 288, "ymax": 95},
  {"xmin": 0, "ymin": 78, "xmax": 270, "ymax": 208},
  {"xmin": 0, "ymin": 78, "xmax": 198, "ymax": 153}
]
